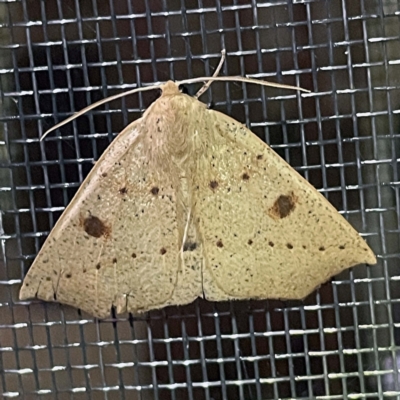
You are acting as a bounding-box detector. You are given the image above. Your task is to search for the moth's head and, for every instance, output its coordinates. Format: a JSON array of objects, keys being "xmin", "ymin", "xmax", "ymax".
[{"xmin": 161, "ymin": 81, "xmax": 181, "ymax": 97}]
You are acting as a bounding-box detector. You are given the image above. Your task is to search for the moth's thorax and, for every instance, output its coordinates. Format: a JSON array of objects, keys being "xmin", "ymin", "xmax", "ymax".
[{"xmin": 143, "ymin": 86, "xmax": 207, "ymax": 168}]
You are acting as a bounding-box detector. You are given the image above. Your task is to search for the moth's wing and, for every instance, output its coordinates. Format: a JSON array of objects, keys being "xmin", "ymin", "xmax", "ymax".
[
  {"xmin": 195, "ymin": 110, "xmax": 376, "ymax": 302},
  {"xmin": 19, "ymin": 119, "xmax": 202, "ymax": 318}
]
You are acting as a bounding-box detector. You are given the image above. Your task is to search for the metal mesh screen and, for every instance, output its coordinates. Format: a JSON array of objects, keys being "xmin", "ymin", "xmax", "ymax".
[{"xmin": 1, "ymin": 0, "xmax": 399, "ymax": 398}]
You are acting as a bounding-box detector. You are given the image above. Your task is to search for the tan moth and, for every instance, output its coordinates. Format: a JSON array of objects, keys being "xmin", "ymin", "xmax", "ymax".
[{"xmin": 19, "ymin": 73, "xmax": 376, "ymax": 318}]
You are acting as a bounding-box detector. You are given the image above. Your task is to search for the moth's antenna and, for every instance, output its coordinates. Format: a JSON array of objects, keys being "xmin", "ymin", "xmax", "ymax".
[
  {"xmin": 41, "ymin": 75, "xmax": 309, "ymax": 141},
  {"xmin": 178, "ymin": 76, "xmax": 310, "ymax": 93},
  {"xmin": 195, "ymin": 49, "xmax": 226, "ymax": 99},
  {"xmin": 41, "ymin": 83, "xmax": 163, "ymax": 141}
]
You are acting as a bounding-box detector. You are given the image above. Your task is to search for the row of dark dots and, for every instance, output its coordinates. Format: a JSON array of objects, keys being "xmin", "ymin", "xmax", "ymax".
[
  {"xmin": 61, "ymin": 248, "xmax": 166, "ymax": 279},
  {"xmin": 215, "ymin": 239, "xmax": 347, "ymax": 252},
  {"xmin": 51, "ymin": 242, "xmax": 350, "ymax": 279},
  {"xmin": 38, "ymin": 243, "xmax": 350, "ymax": 283}
]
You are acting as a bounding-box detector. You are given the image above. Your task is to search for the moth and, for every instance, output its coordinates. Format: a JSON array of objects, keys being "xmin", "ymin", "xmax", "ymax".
[{"xmin": 19, "ymin": 75, "xmax": 376, "ymax": 318}]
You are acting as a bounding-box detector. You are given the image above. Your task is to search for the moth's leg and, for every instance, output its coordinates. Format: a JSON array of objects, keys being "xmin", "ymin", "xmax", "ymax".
[{"xmin": 195, "ymin": 49, "xmax": 226, "ymax": 99}]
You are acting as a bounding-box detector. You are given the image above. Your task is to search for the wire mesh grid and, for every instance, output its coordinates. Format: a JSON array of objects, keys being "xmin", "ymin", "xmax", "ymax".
[{"xmin": 0, "ymin": 0, "xmax": 399, "ymax": 398}]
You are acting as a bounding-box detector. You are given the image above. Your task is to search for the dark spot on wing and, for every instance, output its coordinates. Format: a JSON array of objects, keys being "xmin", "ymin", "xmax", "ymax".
[
  {"xmin": 83, "ymin": 215, "xmax": 109, "ymax": 238},
  {"xmin": 287, "ymin": 243, "xmax": 293, "ymax": 249},
  {"xmin": 151, "ymin": 187, "xmax": 159, "ymax": 195},
  {"xmin": 119, "ymin": 187, "xmax": 128, "ymax": 195},
  {"xmin": 216, "ymin": 239, "xmax": 223, "ymax": 248},
  {"xmin": 257, "ymin": 154, "xmax": 263, "ymax": 160},
  {"xmin": 242, "ymin": 173, "xmax": 250, "ymax": 181},
  {"xmin": 112, "ymin": 258, "xmax": 117, "ymax": 263},
  {"xmin": 102, "ymin": 172, "xmax": 108, "ymax": 177},
  {"xmin": 319, "ymin": 246, "xmax": 325, "ymax": 251},
  {"xmin": 183, "ymin": 241, "xmax": 197, "ymax": 252},
  {"xmin": 65, "ymin": 273, "xmax": 72, "ymax": 278},
  {"xmin": 131, "ymin": 253, "xmax": 137, "ymax": 258},
  {"xmin": 248, "ymin": 239, "xmax": 253, "ymax": 245},
  {"xmin": 268, "ymin": 241, "xmax": 274, "ymax": 247},
  {"xmin": 96, "ymin": 263, "xmax": 101, "ymax": 270},
  {"xmin": 209, "ymin": 180, "xmax": 218, "ymax": 190},
  {"xmin": 339, "ymin": 245, "xmax": 345, "ymax": 250},
  {"xmin": 160, "ymin": 248, "xmax": 167, "ymax": 255},
  {"xmin": 46, "ymin": 277, "xmax": 51, "ymax": 281},
  {"xmin": 268, "ymin": 192, "xmax": 297, "ymax": 219}
]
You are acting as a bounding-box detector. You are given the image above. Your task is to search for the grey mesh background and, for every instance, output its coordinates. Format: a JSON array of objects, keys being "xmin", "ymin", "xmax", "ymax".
[{"xmin": 0, "ymin": 0, "xmax": 398, "ymax": 399}]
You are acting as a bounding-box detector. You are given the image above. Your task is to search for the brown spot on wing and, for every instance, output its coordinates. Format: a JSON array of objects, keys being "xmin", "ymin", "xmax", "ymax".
[
  {"xmin": 151, "ymin": 187, "xmax": 159, "ymax": 195},
  {"xmin": 83, "ymin": 215, "xmax": 109, "ymax": 238},
  {"xmin": 268, "ymin": 192, "xmax": 298, "ymax": 219},
  {"xmin": 119, "ymin": 187, "xmax": 128, "ymax": 195},
  {"xmin": 209, "ymin": 180, "xmax": 219, "ymax": 190}
]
